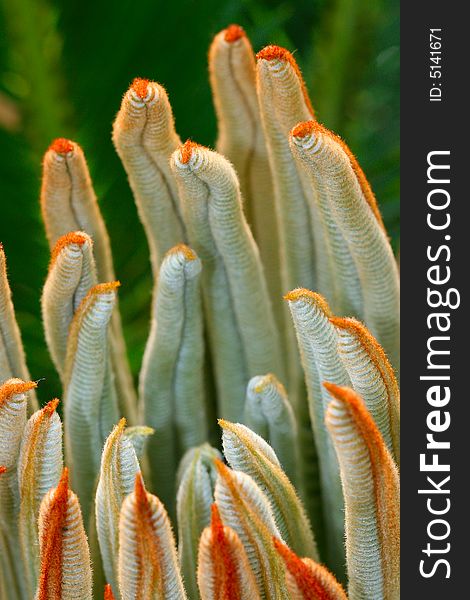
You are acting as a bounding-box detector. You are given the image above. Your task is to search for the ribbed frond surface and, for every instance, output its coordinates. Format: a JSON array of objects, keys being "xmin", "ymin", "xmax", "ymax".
[
  {"xmin": 118, "ymin": 473, "xmax": 187, "ymax": 599},
  {"xmin": 171, "ymin": 142, "xmax": 283, "ymax": 421},
  {"xmin": 18, "ymin": 399, "xmax": 63, "ymax": 595},
  {"xmin": 176, "ymin": 444, "xmax": 222, "ymax": 600},
  {"xmin": 140, "ymin": 244, "xmax": 206, "ymax": 516},
  {"xmin": 325, "ymin": 383, "xmax": 399, "ymax": 600}
]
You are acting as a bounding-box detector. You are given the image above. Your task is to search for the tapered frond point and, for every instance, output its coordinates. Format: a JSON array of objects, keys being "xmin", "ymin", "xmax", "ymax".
[
  {"xmin": 330, "ymin": 316, "xmax": 398, "ymax": 390},
  {"xmin": 43, "ymin": 397, "xmax": 60, "ymax": 417},
  {"xmin": 274, "ymin": 538, "xmax": 347, "ymax": 600},
  {"xmin": 224, "ymin": 24, "xmax": 246, "ymax": 43},
  {"xmin": 324, "ymin": 382, "xmax": 384, "ymax": 451},
  {"xmin": 291, "ymin": 119, "xmax": 384, "ymax": 229},
  {"xmin": 0, "ymin": 379, "xmax": 37, "ymax": 406},
  {"xmin": 49, "ymin": 137, "xmax": 75, "ymax": 156},
  {"xmin": 256, "ymin": 46, "xmax": 314, "ymax": 116},
  {"xmin": 284, "ymin": 288, "xmax": 332, "ymax": 317},
  {"xmin": 50, "ymin": 231, "xmax": 91, "ymax": 266},
  {"xmin": 104, "ymin": 583, "xmax": 116, "ymax": 600},
  {"xmin": 37, "ymin": 468, "xmax": 69, "ymax": 597}
]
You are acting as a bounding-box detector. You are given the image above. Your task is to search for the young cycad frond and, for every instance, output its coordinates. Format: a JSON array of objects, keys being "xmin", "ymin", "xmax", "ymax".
[
  {"xmin": 285, "ymin": 289, "xmax": 348, "ymax": 573},
  {"xmin": 0, "ymin": 247, "xmax": 38, "ymax": 414},
  {"xmin": 96, "ymin": 418, "xmax": 141, "ymax": 598},
  {"xmin": 255, "ymin": 46, "xmax": 316, "ymax": 296},
  {"xmin": 330, "ymin": 317, "xmax": 400, "ymax": 464},
  {"xmin": 36, "ymin": 467, "xmax": 93, "ymax": 600},
  {"xmin": 273, "ymin": 538, "xmax": 347, "ymax": 600},
  {"xmin": 63, "ymin": 282, "xmax": 120, "ymax": 525},
  {"xmin": 41, "ymin": 138, "xmax": 137, "ymax": 423},
  {"xmin": 170, "ymin": 141, "xmax": 283, "ymax": 421},
  {"xmin": 289, "ymin": 122, "xmax": 363, "ymax": 320},
  {"xmin": 0, "ymin": 379, "xmax": 37, "ymax": 599},
  {"xmin": 118, "ymin": 473, "xmax": 187, "ymax": 600},
  {"xmin": 325, "ymin": 383, "xmax": 399, "ymax": 600},
  {"xmin": 42, "ymin": 231, "xmax": 97, "ymax": 377},
  {"xmin": 209, "ymin": 26, "xmax": 281, "ymax": 324},
  {"xmin": 112, "ymin": 78, "xmax": 186, "ymax": 274},
  {"xmin": 176, "ymin": 444, "xmax": 222, "ymax": 600},
  {"xmin": 197, "ymin": 503, "xmax": 261, "ymax": 600},
  {"xmin": 214, "ymin": 460, "xmax": 289, "ymax": 600},
  {"xmin": 219, "ymin": 420, "xmax": 317, "ymax": 560},
  {"xmin": 18, "ymin": 398, "xmax": 63, "ymax": 596},
  {"xmin": 244, "ymin": 374, "xmax": 299, "ymax": 486},
  {"xmin": 289, "ymin": 121, "xmax": 399, "ymax": 370},
  {"xmin": 140, "ymin": 244, "xmax": 206, "ymax": 516}
]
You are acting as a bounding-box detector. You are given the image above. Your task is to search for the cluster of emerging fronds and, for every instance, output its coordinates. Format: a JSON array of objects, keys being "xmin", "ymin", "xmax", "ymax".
[{"xmin": 0, "ymin": 24, "xmax": 399, "ymax": 600}]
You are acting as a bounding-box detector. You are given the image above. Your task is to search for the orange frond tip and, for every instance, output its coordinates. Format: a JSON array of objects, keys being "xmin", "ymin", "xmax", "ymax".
[
  {"xmin": 134, "ymin": 471, "xmax": 147, "ymax": 502},
  {"xmin": 211, "ymin": 503, "xmax": 223, "ymax": 528},
  {"xmin": 0, "ymin": 379, "xmax": 38, "ymax": 406},
  {"xmin": 291, "ymin": 120, "xmax": 315, "ymax": 139},
  {"xmin": 179, "ymin": 139, "xmax": 199, "ymax": 164},
  {"xmin": 104, "ymin": 584, "xmax": 116, "ymax": 600},
  {"xmin": 49, "ymin": 138, "xmax": 75, "ymax": 155},
  {"xmin": 283, "ymin": 288, "xmax": 332, "ymax": 314},
  {"xmin": 92, "ymin": 281, "xmax": 121, "ymax": 295},
  {"xmin": 274, "ymin": 537, "xmax": 347, "ymax": 600},
  {"xmin": 57, "ymin": 467, "xmax": 70, "ymax": 495},
  {"xmin": 43, "ymin": 398, "xmax": 60, "ymax": 417},
  {"xmin": 214, "ymin": 457, "xmax": 229, "ymax": 476},
  {"xmin": 167, "ymin": 244, "xmax": 197, "ymax": 261},
  {"xmin": 131, "ymin": 77, "xmax": 150, "ymax": 99},
  {"xmin": 0, "ymin": 465, "xmax": 6, "ymax": 475},
  {"xmin": 50, "ymin": 231, "xmax": 90, "ymax": 264},
  {"xmin": 256, "ymin": 45, "xmax": 294, "ymax": 63},
  {"xmin": 224, "ymin": 24, "xmax": 245, "ymax": 43}
]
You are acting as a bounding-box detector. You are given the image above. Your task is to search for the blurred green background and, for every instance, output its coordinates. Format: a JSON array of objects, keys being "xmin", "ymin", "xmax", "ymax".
[{"xmin": 0, "ymin": 0, "xmax": 399, "ymax": 403}]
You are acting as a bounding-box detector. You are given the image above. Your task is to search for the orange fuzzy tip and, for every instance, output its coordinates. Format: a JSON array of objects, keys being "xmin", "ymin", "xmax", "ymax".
[
  {"xmin": 283, "ymin": 288, "xmax": 332, "ymax": 316},
  {"xmin": 92, "ymin": 281, "xmax": 121, "ymax": 295},
  {"xmin": 292, "ymin": 121, "xmax": 384, "ymax": 228},
  {"xmin": 0, "ymin": 466, "xmax": 6, "ymax": 475},
  {"xmin": 49, "ymin": 138, "xmax": 74, "ymax": 155},
  {"xmin": 211, "ymin": 503, "xmax": 223, "ymax": 530},
  {"xmin": 291, "ymin": 120, "xmax": 315, "ymax": 139},
  {"xmin": 132, "ymin": 78, "xmax": 150, "ymax": 99},
  {"xmin": 37, "ymin": 467, "xmax": 70, "ymax": 600},
  {"xmin": 50, "ymin": 231, "xmax": 89, "ymax": 265},
  {"xmin": 324, "ymin": 382, "xmax": 387, "ymax": 453},
  {"xmin": 330, "ymin": 316, "xmax": 394, "ymax": 374},
  {"xmin": 167, "ymin": 244, "xmax": 197, "ymax": 261},
  {"xmin": 256, "ymin": 46, "xmax": 315, "ymax": 117},
  {"xmin": 224, "ymin": 24, "xmax": 245, "ymax": 43},
  {"xmin": 134, "ymin": 471, "xmax": 147, "ymax": 504},
  {"xmin": 180, "ymin": 140, "xmax": 199, "ymax": 164},
  {"xmin": 0, "ymin": 380, "xmax": 37, "ymax": 407},
  {"xmin": 43, "ymin": 398, "xmax": 60, "ymax": 417},
  {"xmin": 104, "ymin": 584, "xmax": 116, "ymax": 600},
  {"xmin": 274, "ymin": 538, "xmax": 338, "ymax": 600}
]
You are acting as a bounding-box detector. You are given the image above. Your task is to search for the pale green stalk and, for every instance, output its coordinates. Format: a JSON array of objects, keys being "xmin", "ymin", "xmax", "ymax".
[
  {"xmin": 140, "ymin": 245, "xmax": 206, "ymax": 518},
  {"xmin": 220, "ymin": 420, "xmax": 318, "ymax": 560},
  {"xmin": 176, "ymin": 444, "xmax": 221, "ymax": 600},
  {"xmin": 63, "ymin": 283, "xmax": 119, "ymax": 526},
  {"xmin": 171, "ymin": 142, "xmax": 283, "ymax": 422}
]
